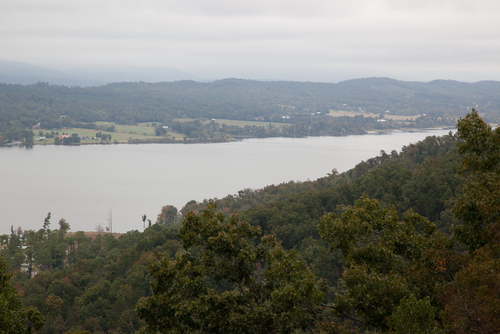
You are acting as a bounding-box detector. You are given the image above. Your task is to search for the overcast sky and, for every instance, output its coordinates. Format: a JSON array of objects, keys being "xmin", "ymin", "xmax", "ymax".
[{"xmin": 1, "ymin": 0, "xmax": 500, "ymax": 82}]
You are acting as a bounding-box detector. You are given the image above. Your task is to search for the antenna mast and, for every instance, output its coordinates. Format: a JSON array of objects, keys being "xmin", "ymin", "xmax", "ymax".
[{"xmin": 107, "ymin": 208, "xmax": 113, "ymax": 233}]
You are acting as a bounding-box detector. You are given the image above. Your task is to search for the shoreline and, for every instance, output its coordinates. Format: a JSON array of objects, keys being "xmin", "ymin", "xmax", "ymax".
[{"xmin": 1, "ymin": 126, "xmax": 457, "ymax": 147}]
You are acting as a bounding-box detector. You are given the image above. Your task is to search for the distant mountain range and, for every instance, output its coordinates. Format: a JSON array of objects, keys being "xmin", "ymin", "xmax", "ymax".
[
  {"xmin": 4, "ymin": 60, "xmax": 500, "ymax": 87},
  {"xmin": 0, "ymin": 60, "xmax": 198, "ymax": 86}
]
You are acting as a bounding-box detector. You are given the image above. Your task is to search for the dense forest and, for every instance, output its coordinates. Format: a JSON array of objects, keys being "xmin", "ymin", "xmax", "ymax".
[
  {"xmin": 2, "ymin": 111, "xmax": 499, "ymax": 333},
  {"xmin": 1, "ymin": 78, "xmax": 497, "ymax": 144}
]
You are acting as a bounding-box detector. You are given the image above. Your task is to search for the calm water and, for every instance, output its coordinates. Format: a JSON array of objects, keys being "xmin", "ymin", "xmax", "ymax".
[{"xmin": 1, "ymin": 129, "xmax": 452, "ymax": 234}]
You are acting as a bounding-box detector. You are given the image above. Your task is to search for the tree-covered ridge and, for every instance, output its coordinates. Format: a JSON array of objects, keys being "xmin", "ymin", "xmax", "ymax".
[
  {"xmin": 0, "ymin": 77, "xmax": 496, "ymax": 144},
  {"xmin": 153, "ymin": 115, "xmax": 420, "ymax": 145},
  {"xmin": 2, "ymin": 78, "xmax": 499, "ymax": 123},
  {"xmin": 316, "ymin": 111, "xmax": 500, "ymax": 333},
  {"xmin": 176, "ymin": 131, "xmax": 461, "ymax": 292},
  {"xmin": 2, "ymin": 111, "xmax": 500, "ymax": 333},
  {"xmin": 184, "ymin": 130, "xmax": 461, "ymax": 226}
]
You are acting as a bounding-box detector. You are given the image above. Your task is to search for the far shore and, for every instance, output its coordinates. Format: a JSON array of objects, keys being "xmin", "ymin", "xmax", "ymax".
[{"xmin": 2, "ymin": 125, "xmax": 457, "ymax": 148}]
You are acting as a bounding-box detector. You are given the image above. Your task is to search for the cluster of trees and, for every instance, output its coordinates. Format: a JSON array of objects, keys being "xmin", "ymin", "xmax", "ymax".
[
  {"xmin": 2, "ymin": 111, "xmax": 499, "ymax": 333},
  {"xmin": 0, "ymin": 257, "xmax": 45, "ymax": 333},
  {"xmin": 1, "ymin": 214, "xmax": 182, "ymax": 333},
  {"xmin": 95, "ymin": 132, "xmax": 112, "ymax": 141},
  {"xmin": 54, "ymin": 134, "xmax": 81, "ymax": 145},
  {"xmin": 38, "ymin": 131, "xmax": 57, "ymax": 139},
  {"xmin": 0, "ymin": 124, "xmax": 34, "ymax": 145},
  {"xmin": 168, "ymin": 115, "xmax": 454, "ymax": 141},
  {"xmin": 168, "ymin": 116, "xmax": 378, "ymax": 140},
  {"xmin": 1, "ymin": 78, "xmax": 496, "ymax": 144}
]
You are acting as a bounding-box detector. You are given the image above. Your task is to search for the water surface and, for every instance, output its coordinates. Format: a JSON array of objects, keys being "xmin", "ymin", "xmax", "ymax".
[{"xmin": 0, "ymin": 129, "xmax": 452, "ymax": 234}]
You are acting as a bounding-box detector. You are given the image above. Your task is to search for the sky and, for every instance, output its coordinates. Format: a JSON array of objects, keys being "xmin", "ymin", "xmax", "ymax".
[{"xmin": 1, "ymin": 0, "xmax": 500, "ymax": 82}]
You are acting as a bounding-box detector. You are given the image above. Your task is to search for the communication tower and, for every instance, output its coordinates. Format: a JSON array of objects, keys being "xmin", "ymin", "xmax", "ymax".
[{"xmin": 107, "ymin": 209, "xmax": 113, "ymax": 233}]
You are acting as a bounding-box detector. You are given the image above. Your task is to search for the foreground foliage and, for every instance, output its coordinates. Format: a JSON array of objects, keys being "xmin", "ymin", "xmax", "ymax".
[
  {"xmin": 315, "ymin": 111, "xmax": 500, "ymax": 333},
  {"xmin": 453, "ymin": 110, "xmax": 500, "ymax": 251},
  {"xmin": 0, "ymin": 256, "xmax": 45, "ymax": 333},
  {"xmin": 440, "ymin": 110, "xmax": 500, "ymax": 333},
  {"xmin": 136, "ymin": 202, "xmax": 327, "ymax": 334},
  {"xmin": 1, "ymin": 219, "xmax": 182, "ymax": 333},
  {"xmin": 319, "ymin": 196, "xmax": 454, "ymax": 332}
]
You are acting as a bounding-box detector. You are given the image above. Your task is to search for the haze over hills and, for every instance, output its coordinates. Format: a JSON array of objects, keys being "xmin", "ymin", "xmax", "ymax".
[
  {"xmin": 2, "ymin": 60, "xmax": 500, "ymax": 87},
  {"xmin": 0, "ymin": 60, "xmax": 198, "ymax": 86}
]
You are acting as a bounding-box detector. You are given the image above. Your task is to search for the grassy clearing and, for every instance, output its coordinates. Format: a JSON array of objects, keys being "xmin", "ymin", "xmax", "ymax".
[
  {"xmin": 328, "ymin": 110, "xmax": 379, "ymax": 118},
  {"xmin": 328, "ymin": 110, "xmax": 422, "ymax": 122},
  {"xmin": 384, "ymin": 114, "xmax": 421, "ymax": 121},
  {"xmin": 172, "ymin": 118, "xmax": 287, "ymax": 128},
  {"xmin": 33, "ymin": 118, "xmax": 289, "ymax": 145},
  {"xmin": 215, "ymin": 119, "xmax": 287, "ymax": 128},
  {"xmin": 34, "ymin": 122, "xmax": 184, "ymax": 145}
]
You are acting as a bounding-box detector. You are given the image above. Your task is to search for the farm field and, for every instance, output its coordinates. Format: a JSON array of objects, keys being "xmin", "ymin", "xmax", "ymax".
[
  {"xmin": 384, "ymin": 114, "xmax": 422, "ymax": 121},
  {"xmin": 32, "ymin": 118, "xmax": 288, "ymax": 145},
  {"xmin": 34, "ymin": 122, "xmax": 185, "ymax": 145},
  {"xmin": 328, "ymin": 110, "xmax": 422, "ymax": 121},
  {"xmin": 328, "ymin": 110, "xmax": 379, "ymax": 118},
  {"xmin": 172, "ymin": 118, "xmax": 288, "ymax": 128}
]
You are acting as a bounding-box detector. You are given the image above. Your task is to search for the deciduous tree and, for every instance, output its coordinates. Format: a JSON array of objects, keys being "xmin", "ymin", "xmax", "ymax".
[
  {"xmin": 453, "ymin": 109, "xmax": 500, "ymax": 252},
  {"xmin": 318, "ymin": 196, "xmax": 453, "ymax": 331},
  {"xmin": 136, "ymin": 201, "xmax": 327, "ymax": 334},
  {"xmin": 0, "ymin": 256, "xmax": 45, "ymax": 333}
]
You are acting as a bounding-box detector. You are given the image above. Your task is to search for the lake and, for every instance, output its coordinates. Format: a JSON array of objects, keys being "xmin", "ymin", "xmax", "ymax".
[{"xmin": 0, "ymin": 128, "xmax": 453, "ymax": 234}]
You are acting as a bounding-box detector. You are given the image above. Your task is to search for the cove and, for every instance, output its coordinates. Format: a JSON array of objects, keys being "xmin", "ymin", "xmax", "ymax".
[{"xmin": 0, "ymin": 128, "xmax": 453, "ymax": 234}]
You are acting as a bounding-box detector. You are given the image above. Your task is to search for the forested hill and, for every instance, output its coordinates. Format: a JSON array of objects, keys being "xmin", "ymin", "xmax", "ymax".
[
  {"xmin": 1, "ymin": 78, "xmax": 500, "ymax": 129},
  {"xmin": 182, "ymin": 131, "xmax": 461, "ymax": 250}
]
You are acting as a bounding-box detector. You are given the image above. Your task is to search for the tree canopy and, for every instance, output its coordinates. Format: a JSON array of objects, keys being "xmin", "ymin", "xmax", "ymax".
[
  {"xmin": 0, "ymin": 256, "xmax": 45, "ymax": 333},
  {"xmin": 453, "ymin": 109, "xmax": 500, "ymax": 252},
  {"xmin": 136, "ymin": 201, "xmax": 327, "ymax": 334}
]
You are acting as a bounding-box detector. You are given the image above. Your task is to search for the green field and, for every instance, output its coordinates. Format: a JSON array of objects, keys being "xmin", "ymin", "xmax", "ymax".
[
  {"xmin": 34, "ymin": 122, "xmax": 185, "ymax": 145},
  {"xmin": 328, "ymin": 110, "xmax": 379, "ymax": 118},
  {"xmin": 172, "ymin": 118, "xmax": 288, "ymax": 128},
  {"xmin": 33, "ymin": 119, "xmax": 290, "ymax": 145}
]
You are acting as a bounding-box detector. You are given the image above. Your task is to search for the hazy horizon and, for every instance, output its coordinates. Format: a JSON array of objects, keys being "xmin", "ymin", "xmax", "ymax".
[
  {"xmin": 1, "ymin": 59, "xmax": 499, "ymax": 86},
  {"xmin": 1, "ymin": 0, "xmax": 500, "ymax": 84}
]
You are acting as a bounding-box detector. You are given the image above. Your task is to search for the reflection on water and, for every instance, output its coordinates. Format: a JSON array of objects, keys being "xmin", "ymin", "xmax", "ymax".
[{"xmin": 0, "ymin": 129, "xmax": 453, "ymax": 234}]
